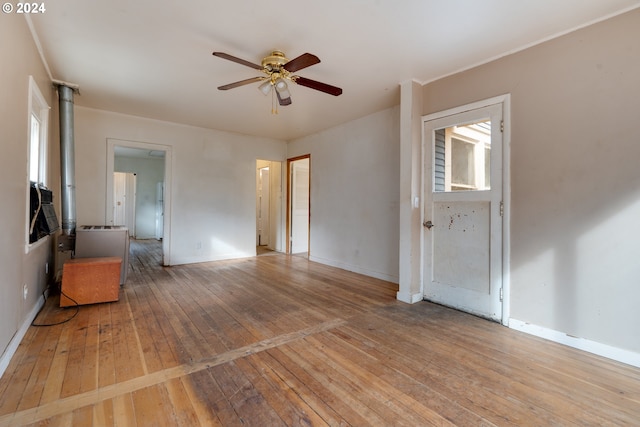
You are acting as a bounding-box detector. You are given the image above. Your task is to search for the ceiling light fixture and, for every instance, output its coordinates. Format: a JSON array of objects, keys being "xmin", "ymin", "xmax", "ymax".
[
  {"xmin": 214, "ymin": 49, "xmax": 342, "ymax": 112},
  {"xmin": 257, "ymin": 75, "xmax": 292, "ymax": 114},
  {"xmin": 258, "ymin": 80, "xmax": 272, "ymax": 95},
  {"xmin": 274, "ymin": 78, "xmax": 290, "ymax": 98}
]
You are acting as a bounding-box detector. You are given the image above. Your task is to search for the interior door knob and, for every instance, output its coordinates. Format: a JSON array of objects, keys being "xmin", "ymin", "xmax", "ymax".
[{"xmin": 423, "ymin": 220, "xmax": 434, "ymax": 229}]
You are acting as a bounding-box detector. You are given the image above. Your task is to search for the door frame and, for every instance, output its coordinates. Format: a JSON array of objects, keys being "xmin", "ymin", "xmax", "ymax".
[
  {"xmin": 106, "ymin": 138, "xmax": 173, "ymax": 266},
  {"xmin": 421, "ymin": 94, "xmax": 511, "ymax": 325},
  {"xmin": 286, "ymin": 154, "xmax": 310, "ymax": 255}
]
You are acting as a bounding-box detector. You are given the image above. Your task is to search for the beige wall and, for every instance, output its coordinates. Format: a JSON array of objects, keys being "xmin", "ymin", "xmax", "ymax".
[
  {"xmin": 73, "ymin": 107, "xmax": 287, "ymax": 265},
  {"xmin": 0, "ymin": 16, "xmax": 58, "ymax": 358},
  {"xmin": 288, "ymin": 107, "xmax": 401, "ymax": 282},
  {"xmin": 421, "ymin": 9, "xmax": 640, "ymax": 353}
]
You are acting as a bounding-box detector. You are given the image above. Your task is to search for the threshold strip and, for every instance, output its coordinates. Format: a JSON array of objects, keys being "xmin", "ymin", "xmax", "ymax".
[{"xmin": 0, "ymin": 318, "xmax": 347, "ymax": 426}]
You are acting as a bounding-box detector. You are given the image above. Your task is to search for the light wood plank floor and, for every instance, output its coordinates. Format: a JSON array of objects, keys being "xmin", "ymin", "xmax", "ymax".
[{"xmin": 0, "ymin": 239, "xmax": 638, "ymax": 426}]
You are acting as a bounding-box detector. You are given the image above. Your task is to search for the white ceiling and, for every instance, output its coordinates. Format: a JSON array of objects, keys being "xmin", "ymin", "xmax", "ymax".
[{"xmin": 30, "ymin": 0, "xmax": 640, "ymax": 141}]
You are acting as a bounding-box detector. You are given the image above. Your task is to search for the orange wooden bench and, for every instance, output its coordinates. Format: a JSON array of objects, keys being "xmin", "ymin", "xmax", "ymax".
[{"xmin": 60, "ymin": 257, "xmax": 121, "ymax": 307}]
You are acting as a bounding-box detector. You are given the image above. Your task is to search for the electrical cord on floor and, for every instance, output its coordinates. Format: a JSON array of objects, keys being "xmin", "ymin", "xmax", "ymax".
[{"xmin": 31, "ymin": 283, "xmax": 80, "ymax": 327}]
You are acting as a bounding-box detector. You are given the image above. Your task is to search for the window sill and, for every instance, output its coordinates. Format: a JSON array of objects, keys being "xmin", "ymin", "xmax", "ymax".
[{"xmin": 25, "ymin": 234, "xmax": 50, "ymax": 254}]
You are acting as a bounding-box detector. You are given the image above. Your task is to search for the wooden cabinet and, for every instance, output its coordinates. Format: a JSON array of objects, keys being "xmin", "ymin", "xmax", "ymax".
[{"xmin": 60, "ymin": 257, "xmax": 121, "ymax": 307}]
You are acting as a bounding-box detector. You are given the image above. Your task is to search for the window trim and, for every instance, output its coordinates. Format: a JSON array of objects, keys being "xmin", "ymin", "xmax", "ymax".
[
  {"xmin": 28, "ymin": 76, "xmax": 49, "ymax": 186},
  {"xmin": 26, "ymin": 76, "xmax": 51, "ymax": 251}
]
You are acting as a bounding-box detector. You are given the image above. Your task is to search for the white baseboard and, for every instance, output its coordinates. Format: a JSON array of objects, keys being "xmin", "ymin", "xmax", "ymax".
[
  {"xmin": 168, "ymin": 251, "xmax": 251, "ymax": 266},
  {"xmin": 396, "ymin": 291, "xmax": 423, "ymax": 304},
  {"xmin": 509, "ymin": 318, "xmax": 640, "ymax": 368},
  {"xmin": 0, "ymin": 294, "xmax": 46, "ymax": 379}
]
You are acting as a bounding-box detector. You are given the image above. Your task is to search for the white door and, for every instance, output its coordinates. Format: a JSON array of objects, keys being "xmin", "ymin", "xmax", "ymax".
[
  {"xmin": 155, "ymin": 182, "xmax": 164, "ymax": 240},
  {"xmin": 290, "ymin": 158, "xmax": 310, "ymax": 254},
  {"xmin": 423, "ymin": 102, "xmax": 503, "ymax": 321},
  {"xmin": 113, "ymin": 172, "xmax": 136, "ymax": 235},
  {"xmin": 114, "ymin": 172, "xmax": 127, "ymax": 226}
]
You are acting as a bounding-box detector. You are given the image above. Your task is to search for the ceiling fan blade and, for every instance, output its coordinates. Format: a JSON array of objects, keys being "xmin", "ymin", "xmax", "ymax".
[
  {"xmin": 212, "ymin": 52, "xmax": 263, "ymax": 70},
  {"xmin": 218, "ymin": 77, "xmax": 264, "ymax": 90},
  {"xmin": 277, "ymin": 91, "xmax": 292, "ymax": 106},
  {"xmin": 293, "ymin": 76, "xmax": 342, "ymax": 96},
  {"xmin": 283, "ymin": 53, "xmax": 320, "ymax": 73}
]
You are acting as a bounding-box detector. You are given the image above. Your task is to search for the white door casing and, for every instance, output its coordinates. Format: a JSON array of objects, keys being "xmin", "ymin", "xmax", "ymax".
[
  {"xmin": 106, "ymin": 138, "xmax": 172, "ymax": 265},
  {"xmin": 423, "ymin": 100, "xmax": 505, "ymax": 322}
]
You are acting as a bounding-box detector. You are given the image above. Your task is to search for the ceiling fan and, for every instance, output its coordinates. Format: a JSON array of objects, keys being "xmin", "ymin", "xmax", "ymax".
[{"xmin": 212, "ymin": 50, "xmax": 342, "ymax": 107}]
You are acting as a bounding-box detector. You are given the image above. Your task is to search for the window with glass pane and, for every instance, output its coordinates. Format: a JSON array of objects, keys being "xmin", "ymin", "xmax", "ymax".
[
  {"xmin": 28, "ymin": 77, "xmax": 49, "ymax": 186},
  {"xmin": 29, "ymin": 114, "xmax": 41, "ymax": 183},
  {"xmin": 27, "ymin": 76, "xmax": 51, "ymax": 246},
  {"xmin": 433, "ymin": 120, "xmax": 491, "ymax": 192}
]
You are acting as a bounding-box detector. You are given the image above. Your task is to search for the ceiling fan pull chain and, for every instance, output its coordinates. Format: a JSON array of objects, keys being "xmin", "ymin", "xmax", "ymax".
[{"xmin": 271, "ymin": 89, "xmax": 278, "ymax": 114}]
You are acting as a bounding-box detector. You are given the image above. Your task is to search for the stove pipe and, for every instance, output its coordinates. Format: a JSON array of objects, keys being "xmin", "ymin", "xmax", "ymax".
[{"xmin": 57, "ymin": 84, "xmax": 77, "ymax": 237}]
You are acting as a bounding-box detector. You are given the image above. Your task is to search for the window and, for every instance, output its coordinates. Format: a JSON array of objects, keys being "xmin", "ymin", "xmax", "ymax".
[
  {"xmin": 28, "ymin": 76, "xmax": 49, "ymax": 186},
  {"xmin": 27, "ymin": 76, "xmax": 52, "ymax": 246},
  {"xmin": 434, "ymin": 120, "xmax": 491, "ymax": 192}
]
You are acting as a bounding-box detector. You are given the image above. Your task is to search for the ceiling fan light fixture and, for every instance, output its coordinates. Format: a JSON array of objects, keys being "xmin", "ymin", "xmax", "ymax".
[
  {"xmin": 274, "ymin": 78, "xmax": 287, "ymax": 91},
  {"xmin": 214, "ymin": 50, "xmax": 342, "ymax": 107},
  {"xmin": 258, "ymin": 80, "xmax": 272, "ymax": 95},
  {"xmin": 274, "ymin": 78, "xmax": 290, "ymax": 98}
]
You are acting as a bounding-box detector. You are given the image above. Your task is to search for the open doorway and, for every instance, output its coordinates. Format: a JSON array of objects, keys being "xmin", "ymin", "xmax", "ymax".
[
  {"xmin": 257, "ymin": 161, "xmax": 271, "ymax": 254},
  {"xmin": 286, "ymin": 155, "xmax": 310, "ymax": 255},
  {"xmin": 256, "ymin": 160, "xmax": 283, "ymax": 255},
  {"xmin": 106, "ymin": 139, "xmax": 172, "ymax": 265}
]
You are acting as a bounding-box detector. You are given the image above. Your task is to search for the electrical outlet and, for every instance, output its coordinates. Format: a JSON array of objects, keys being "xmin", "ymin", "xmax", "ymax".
[
  {"xmin": 23, "ymin": 283, "xmax": 28, "ymax": 300},
  {"xmin": 196, "ymin": 241, "xmax": 202, "ymax": 249}
]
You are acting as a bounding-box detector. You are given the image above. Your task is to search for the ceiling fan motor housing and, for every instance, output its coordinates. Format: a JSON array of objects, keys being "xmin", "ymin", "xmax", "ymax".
[{"xmin": 261, "ymin": 51, "xmax": 289, "ymax": 71}]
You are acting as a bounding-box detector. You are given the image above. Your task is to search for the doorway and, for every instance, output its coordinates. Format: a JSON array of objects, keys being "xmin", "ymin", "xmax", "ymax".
[
  {"xmin": 256, "ymin": 161, "xmax": 271, "ymax": 249},
  {"xmin": 106, "ymin": 139, "xmax": 172, "ymax": 265},
  {"xmin": 422, "ymin": 98, "xmax": 508, "ymax": 322},
  {"xmin": 256, "ymin": 159, "xmax": 283, "ymax": 255},
  {"xmin": 287, "ymin": 155, "xmax": 310, "ymax": 255}
]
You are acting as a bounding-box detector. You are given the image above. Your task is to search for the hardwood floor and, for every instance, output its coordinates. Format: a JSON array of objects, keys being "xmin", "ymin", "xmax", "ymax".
[{"xmin": 0, "ymin": 239, "xmax": 638, "ymax": 426}]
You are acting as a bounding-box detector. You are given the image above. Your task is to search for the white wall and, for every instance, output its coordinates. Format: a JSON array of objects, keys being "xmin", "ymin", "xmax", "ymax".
[
  {"xmin": 0, "ymin": 16, "xmax": 57, "ymax": 364},
  {"xmin": 74, "ymin": 107, "xmax": 287, "ymax": 265},
  {"xmin": 114, "ymin": 155, "xmax": 165, "ymax": 239},
  {"xmin": 288, "ymin": 107, "xmax": 401, "ymax": 282},
  {"xmin": 413, "ymin": 9, "xmax": 640, "ymax": 356}
]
